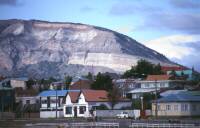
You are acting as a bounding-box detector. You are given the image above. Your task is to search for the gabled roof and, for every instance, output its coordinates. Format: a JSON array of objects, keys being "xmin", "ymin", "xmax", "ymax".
[
  {"xmin": 66, "ymin": 89, "xmax": 130, "ymax": 103},
  {"xmin": 38, "ymin": 90, "xmax": 79, "ymax": 97},
  {"xmin": 68, "ymin": 91, "xmax": 80, "ymax": 103},
  {"xmin": 146, "ymin": 75, "xmax": 171, "ymax": 81},
  {"xmin": 82, "ymin": 90, "xmax": 109, "ymax": 102}
]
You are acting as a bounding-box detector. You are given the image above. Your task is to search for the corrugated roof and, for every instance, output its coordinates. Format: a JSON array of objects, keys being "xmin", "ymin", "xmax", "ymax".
[
  {"xmin": 82, "ymin": 90, "xmax": 109, "ymax": 102},
  {"xmin": 38, "ymin": 90, "xmax": 80, "ymax": 97},
  {"xmin": 160, "ymin": 90, "xmax": 187, "ymax": 97},
  {"xmin": 155, "ymin": 91, "xmax": 200, "ymax": 103},
  {"xmin": 68, "ymin": 91, "xmax": 80, "ymax": 103}
]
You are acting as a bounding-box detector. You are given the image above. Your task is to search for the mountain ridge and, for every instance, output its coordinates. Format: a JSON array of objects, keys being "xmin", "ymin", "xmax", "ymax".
[{"xmin": 0, "ymin": 19, "xmax": 175, "ymax": 78}]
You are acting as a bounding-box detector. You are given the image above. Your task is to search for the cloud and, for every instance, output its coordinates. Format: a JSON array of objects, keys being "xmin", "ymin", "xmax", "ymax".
[
  {"xmin": 0, "ymin": 0, "xmax": 18, "ymax": 6},
  {"xmin": 144, "ymin": 35, "xmax": 200, "ymax": 71},
  {"xmin": 142, "ymin": 13, "xmax": 200, "ymax": 34},
  {"xmin": 169, "ymin": 0, "xmax": 200, "ymax": 9},
  {"xmin": 115, "ymin": 26, "xmax": 134, "ymax": 34},
  {"xmin": 80, "ymin": 6, "xmax": 94, "ymax": 12},
  {"xmin": 144, "ymin": 34, "xmax": 200, "ymax": 59},
  {"xmin": 109, "ymin": 2, "xmax": 160, "ymax": 16}
]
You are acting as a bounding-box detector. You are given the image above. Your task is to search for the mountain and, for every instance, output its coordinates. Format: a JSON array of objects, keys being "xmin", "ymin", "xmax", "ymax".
[{"xmin": 0, "ymin": 19, "xmax": 175, "ymax": 79}]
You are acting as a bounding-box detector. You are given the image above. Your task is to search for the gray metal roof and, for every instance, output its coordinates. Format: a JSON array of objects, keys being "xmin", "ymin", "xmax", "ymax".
[{"xmin": 155, "ymin": 91, "xmax": 200, "ymax": 103}]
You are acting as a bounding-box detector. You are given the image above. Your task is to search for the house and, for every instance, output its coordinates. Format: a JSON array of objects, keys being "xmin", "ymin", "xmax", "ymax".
[
  {"xmin": 14, "ymin": 88, "xmax": 40, "ymax": 118},
  {"xmin": 15, "ymin": 88, "xmax": 39, "ymax": 105},
  {"xmin": 50, "ymin": 81, "xmax": 65, "ymax": 90},
  {"xmin": 10, "ymin": 77, "xmax": 28, "ymax": 89},
  {"xmin": 38, "ymin": 90, "xmax": 79, "ymax": 118},
  {"xmin": 63, "ymin": 90, "xmax": 132, "ymax": 118},
  {"xmin": 167, "ymin": 69, "xmax": 194, "ymax": 81},
  {"xmin": 69, "ymin": 79, "xmax": 92, "ymax": 90},
  {"xmin": 0, "ymin": 83, "xmax": 15, "ymax": 112},
  {"xmin": 139, "ymin": 75, "xmax": 181, "ymax": 89},
  {"xmin": 152, "ymin": 91, "xmax": 200, "ymax": 117},
  {"xmin": 127, "ymin": 88, "xmax": 157, "ymax": 99},
  {"xmin": 113, "ymin": 79, "xmax": 140, "ymax": 97}
]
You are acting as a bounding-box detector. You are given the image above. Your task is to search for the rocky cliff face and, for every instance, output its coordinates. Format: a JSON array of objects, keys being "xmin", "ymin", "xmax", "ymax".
[{"xmin": 0, "ymin": 19, "xmax": 174, "ymax": 78}]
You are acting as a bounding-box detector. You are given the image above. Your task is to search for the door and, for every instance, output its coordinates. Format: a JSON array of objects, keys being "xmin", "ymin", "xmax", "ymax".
[{"xmin": 74, "ymin": 106, "xmax": 77, "ymax": 117}]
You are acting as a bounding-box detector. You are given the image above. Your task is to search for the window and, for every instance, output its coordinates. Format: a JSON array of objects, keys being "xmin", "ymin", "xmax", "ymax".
[
  {"xmin": 58, "ymin": 96, "xmax": 63, "ymax": 107},
  {"xmin": 181, "ymin": 104, "xmax": 188, "ymax": 111},
  {"xmin": 79, "ymin": 106, "xmax": 86, "ymax": 114},
  {"xmin": 166, "ymin": 105, "xmax": 171, "ymax": 110},
  {"xmin": 174, "ymin": 105, "xmax": 178, "ymax": 111},
  {"xmin": 157, "ymin": 105, "xmax": 161, "ymax": 111},
  {"xmin": 26, "ymin": 100, "xmax": 30, "ymax": 104},
  {"xmin": 47, "ymin": 97, "xmax": 50, "ymax": 108},
  {"xmin": 192, "ymin": 104, "xmax": 196, "ymax": 111},
  {"xmin": 42, "ymin": 100, "xmax": 47, "ymax": 104},
  {"xmin": 160, "ymin": 83, "xmax": 165, "ymax": 87},
  {"xmin": 65, "ymin": 107, "xmax": 72, "ymax": 114},
  {"xmin": 145, "ymin": 84, "xmax": 149, "ymax": 88}
]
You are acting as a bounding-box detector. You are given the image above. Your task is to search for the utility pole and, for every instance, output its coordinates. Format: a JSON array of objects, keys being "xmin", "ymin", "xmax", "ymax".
[
  {"xmin": 55, "ymin": 86, "xmax": 58, "ymax": 119},
  {"xmin": 155, "ymin": 80, "xmax": 158, "ymax": 119}
]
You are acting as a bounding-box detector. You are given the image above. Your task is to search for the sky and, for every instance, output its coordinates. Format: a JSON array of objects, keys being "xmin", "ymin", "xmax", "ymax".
[{"xmin": 0, "ymin": 0, "xmax": 200, "ymax": 71}]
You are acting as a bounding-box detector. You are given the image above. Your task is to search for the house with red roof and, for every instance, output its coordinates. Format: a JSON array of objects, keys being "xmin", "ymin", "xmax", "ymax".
[
  {"xmin": 140, "ymin": 75, "xmax": 174, "ymax": 89},
  {"xmin": 63, "ymin": 89, "xmax": 131, "ymax": 117}
]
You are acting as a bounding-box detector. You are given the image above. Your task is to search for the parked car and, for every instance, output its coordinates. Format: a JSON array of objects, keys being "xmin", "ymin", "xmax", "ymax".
[{"xmin": 116, "ymin": 112, "xmax": 129, "ymax": 118}]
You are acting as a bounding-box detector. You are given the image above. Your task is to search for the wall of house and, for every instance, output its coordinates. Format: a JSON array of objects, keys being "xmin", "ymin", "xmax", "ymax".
[
  {"xmin": 40, "ymin": 96, "xmax": 64, "ymax": 108},
  {"xmin": 10, "ymin": 80, "xmax": 26, "ymax": 89},
  {"xmin": 167, "ymin": 70, "xmax": 193, "ymax": 80},
  {"xmin": 40, "ymin": 110, "xmax": 63, "ymax": 118},
  {"xmin": 63, "ymin": 93, "xmax": 90, "ymax": 117},
  {"xmin": 16, "ymin": 96, "xmax": 38, "ymax": 105},
  {"xmin": 152, "ymin": 102, "xmax": 200, "ymax": 116},
  {"xmin": 140, "ymin": 81, "xmax": 170, "ymax": 89}
]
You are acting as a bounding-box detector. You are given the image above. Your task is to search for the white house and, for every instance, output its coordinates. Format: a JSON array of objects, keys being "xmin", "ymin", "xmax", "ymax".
[
  {"xmin": 39, "ymin": 90, "xmax": 79, "ymax": 118},
  {"xmin": 139, "ymin": 75, "xmax": 180, "ymax": 89},
  {"xmin": 113, "ymin": 79, "xmax": 140, "ymax": 97},
  {"xmin": 10, "ymin": 77, "xmax": 28, "ymax": 89},
  {"xmin": 15, "ymin": 88, "xmax": 39, "ymax": 105},
  {"xmin": 63, "ymin": 90, "xmax": 132, "ymax": 118}
]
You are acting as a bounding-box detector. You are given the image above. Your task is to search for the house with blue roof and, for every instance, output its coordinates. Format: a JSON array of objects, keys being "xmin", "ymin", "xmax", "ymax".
[
  {"xmin": 152, "ymin": 91, "xmax": 200, "ymax": 117},
  {"xmin": 38, "ymin": 90, "xmax": 80, "ymax": 118}
]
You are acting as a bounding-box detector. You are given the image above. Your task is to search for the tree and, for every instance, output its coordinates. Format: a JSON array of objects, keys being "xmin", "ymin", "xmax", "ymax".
[
  {"xmin": 107, "ymin": 85, "xmax": 121, "ymax": 109},
  {"xmin": 64, "ymin": 76, "xmax": 72, "ymax": 90},
  {"xmin": 153, "ymin": 63, "xmax": 163, "ymax": 75},
  {"xmin": 122, "ymin": 66, "xmax": 137, "ymax": 78},
  {"xmin": 169, "ymin": 70, "xmax": 177, "ymax": 80},
  {"xmin": 91, "ymin": 72, "xmax": 113, "ymax": 91},
  {"xmin": 26, "ymin": 79, "xmax": 35, "ymax": 89},
  {"xmin": 85, "ymin": 72, "xmax": 93, "ymax": 81},
  {"xmin": 122, "ymin": 59, "xmax": 164, "ymax": 78}
]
